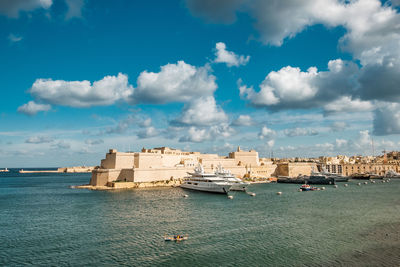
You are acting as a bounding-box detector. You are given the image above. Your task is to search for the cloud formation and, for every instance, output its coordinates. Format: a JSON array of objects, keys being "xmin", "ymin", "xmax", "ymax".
[
  {"xmin": 373, "ymin": 103, "xmax": 400, "ymax": 136},
  {"xmin": 179, "ymin": 124, "xmax": 234, "ymax": 143},
  {"xmin": 30, "ymin": 73, "xmax": 133, "ymax": 108},
  {"xmin": 172, "ymin": 96, "xmax": 228, "ymax": 126},
  {"xmin": 17, "ymin": 101, "xmax": 51, "ymax": 116},
  {"xmin": 214, "ymin": 42, "xmax": 250, "ymax": 67},
  {"xmin": 0, "ymin": 0, "xmax": 52, "ymax": 18},
  {"xmin": 231, "ymin": 115, "xmax": 253, "ymax": 126},
  {"xmin": 284, "ymin": 128, "xmax": 318, "ymax": 137},
  {"xmin": 131, "ymin": 61, "xmax": 216, "ymax": 104},
  {"xmin": 25, "ymin": 135, "xmax": 54, "ymax": 144}
]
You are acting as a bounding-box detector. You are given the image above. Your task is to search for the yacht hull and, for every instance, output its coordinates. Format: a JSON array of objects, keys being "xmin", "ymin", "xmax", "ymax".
[
  {"xmin": 180, "ymin": 183, "xmax": 231, "ymax": 194},
  {"xmin": 230, "ymin": 183, "xmax": 249, "ymax": 191}
]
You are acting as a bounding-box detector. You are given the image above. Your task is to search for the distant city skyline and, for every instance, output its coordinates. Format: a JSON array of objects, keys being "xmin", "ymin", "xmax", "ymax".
[{"xmin": 1, "ymin": 0, "xmax": 400, "ymax": 167}]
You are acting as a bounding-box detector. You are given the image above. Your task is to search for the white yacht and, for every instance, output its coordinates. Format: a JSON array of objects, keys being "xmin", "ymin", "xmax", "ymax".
[
  {"xmin": 180, "ymin": 164, "xmax": 232, "ymax": 194},
  {"xmin": 214, "ymin": 164, "xmax": 249, "ymax": 191}
]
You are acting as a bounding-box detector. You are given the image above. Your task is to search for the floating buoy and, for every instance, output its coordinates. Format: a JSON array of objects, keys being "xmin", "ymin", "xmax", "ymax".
[
  {"xmin": 381, "ymin": 180, "xmax": 385, "ymax": 183},
  {"xmin": 364, "ymin": 182, "xmax": 368, "ymax": 185},
  {"xmin": 334, "ymin": 185, "xmax": 338, "ymax": 188},
  {"xmin": 183, "ymin": 194, "xmax": 189, "ymax": 198},
  {"xmin": 250, "ymin": 193, "xmax": 256, "ymax": 197},
  {"xmin": 344, "ymin": 184, "xmax": 348, "ymax": 187},
  {"xmin": 321, "ymin": 187, "xmax": 326, "ymax": 190},
  {"xmin": 371, "ymin": 180, "xmax": 375, "ymax": 184},
  {"xmin": 228, "ymin": 195, "xmax": 233, "ymax": 199},
  {"xmin": 298, "ymin": 189, "xmax": 302, "ymax": 192},
  {"xmin": 357, "ymin": 183, "xmax": 361, "ymax": 186},
  {"xmin": 277, "ymin": 192, "xmax": 282, "ymax": 195}
]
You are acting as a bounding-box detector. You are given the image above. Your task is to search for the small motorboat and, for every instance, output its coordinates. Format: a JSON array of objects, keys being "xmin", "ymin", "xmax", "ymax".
[
  {"xmin": 164, "ymin": 234, "xmax": 188, "ymax": 241},
  {"xmin": 299, "ymin": 184, "xmax": 320, "ymax": 191}
]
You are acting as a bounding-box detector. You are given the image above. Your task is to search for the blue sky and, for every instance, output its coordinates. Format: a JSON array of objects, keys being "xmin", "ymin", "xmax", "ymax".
[{"xmin": 1, "ymin": 0, "xmax": 400, "ymax": 167}]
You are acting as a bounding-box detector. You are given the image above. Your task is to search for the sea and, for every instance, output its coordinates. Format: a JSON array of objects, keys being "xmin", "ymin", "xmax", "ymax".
[{"xmin": 0, "ymin": 168, "xmax": 399, "ymax": 266}]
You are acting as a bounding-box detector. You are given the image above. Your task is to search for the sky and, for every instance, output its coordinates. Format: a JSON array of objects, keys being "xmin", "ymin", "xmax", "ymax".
[{"xmin": 1, "ymin": 0, "xmax": 400, "ymax": 167}]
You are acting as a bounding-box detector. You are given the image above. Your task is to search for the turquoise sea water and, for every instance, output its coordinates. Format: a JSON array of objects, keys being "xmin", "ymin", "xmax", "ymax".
[{"xmin": 0, "ymin": 169, "xmax": 399, "ymax": 266}]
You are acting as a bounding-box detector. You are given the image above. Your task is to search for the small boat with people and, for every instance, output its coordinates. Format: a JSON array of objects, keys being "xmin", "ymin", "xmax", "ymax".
[
  {"xmin": 299, "ymin": 184, "xmax": 320, "ymax": 191},
  {"xmin": 164, "ymin": 234, "xmax": 188, "ymax": 241}
]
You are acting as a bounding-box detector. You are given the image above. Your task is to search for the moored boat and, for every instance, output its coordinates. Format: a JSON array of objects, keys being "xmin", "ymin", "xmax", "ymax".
[
  {"xmin": 299, "ymin": 184, "xmax": 320, "ymax": 191},
  {"xmin": 214, "ymin": 164, "xmax": 249, "ymax": 191},
  {"xmin": 180, "ymin": 164, "xmax": 232, "ymax": 194}
]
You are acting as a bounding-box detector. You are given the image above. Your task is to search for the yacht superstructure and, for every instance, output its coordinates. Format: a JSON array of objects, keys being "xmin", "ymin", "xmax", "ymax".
[
  {"xmin": 215, "ymin": 164, "xmax": 249, "ymax": 191},
  {"xmin": 180, "ymin": 164, "xmax": 232, "ymax": 194}
]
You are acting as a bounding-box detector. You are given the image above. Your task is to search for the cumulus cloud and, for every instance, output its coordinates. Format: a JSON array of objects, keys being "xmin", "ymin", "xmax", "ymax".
[
  {"xmin": 172, "ymin": 96, "xmax": 228, "ymax": 126},
  {"xmin": 267, "ymin": 139, "xmax": 275, "ymax": 148},
  {"xmin": 53, "ymin": 140, "xmax": 70, "ymax": 149},
  {"xmin": 25, "ymin": 135, "xmax": 53, "ymax": 144},
  {"xmin": 0, "ymin": 0, "xmax": 52, "ymax": 18},
  {"xmin": 323, "ymin": 96, "xmax": 374, "ymax": 115},
  {"xmin": 17, "ymin": 101, "xmax": 51, "ymax": 116},
  {"xmin": 283, "ymin": 127, "xmax": 318, "ymax": 137},
  {"xmin": 179, "ymin": 124, "xmax": 234, "ymax": 143},
  {"xmin": 240, "ymin": 59, "xmax": 359, "ymax": 111},
  {"xmin": 30, "ymin": 73, "xmax": 133, "ymax": 108},
  {"xmin": 231, "ymin": 115, "xmax": 253, "ymax": 126},
  {"xmin": 240, "ymin": 66, "xmax": 318, "ymax": 108},
  {"xmin": 373, "ymin": 103, "xmax": 400, "ymax": 136},
  {"xmin": 85, "ymin": 139, "xmax": 104, "ymax": 145},
  {"xmin": 330, "ymin": 121, "xmax": 347, "ymax": 132},
  {"xmin": 8, "ymin": 33, "xmax": 23, "ymax": 43},
  {"xmin": 214, "ymin": 42, "xmax": 250, "ymax": 67},
  {"xmin": 189, "ymin": 0, "xmax": 400, "ymax": 137},
  {"xmin": 105, "ymin": 115, "xmax": 136, "ymax": 134},
  {"xmin": 131, "ymin": 61, "xmax": 216, "ymax": 104},
  {"xmin": 137, "ymin": 127, "xmax": 158, "ymax": 139},
  {"xmin": 258, "ymin": 125, "xmax": 276, "ymax": 140}
]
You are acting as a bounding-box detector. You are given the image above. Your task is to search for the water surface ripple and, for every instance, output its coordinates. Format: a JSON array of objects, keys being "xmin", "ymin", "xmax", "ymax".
[{"xmin": 0, "ymin": 169, "xmax": 399, "ymax": 266}]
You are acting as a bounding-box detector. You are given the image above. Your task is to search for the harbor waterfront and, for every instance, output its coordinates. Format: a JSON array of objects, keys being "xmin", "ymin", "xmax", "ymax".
[{"xmin": 1, "ymin": 169, "xmax": 399, "ymax": 266}]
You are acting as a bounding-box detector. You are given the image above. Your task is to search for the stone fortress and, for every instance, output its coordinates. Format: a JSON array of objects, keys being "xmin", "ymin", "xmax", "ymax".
[
  {"xmin": 89, "ymin": 146, "xmax": 317, "ymax": 187},
  {"xmin": 88, "ymin": 146, "xmax": 400, "ymax": 189}
]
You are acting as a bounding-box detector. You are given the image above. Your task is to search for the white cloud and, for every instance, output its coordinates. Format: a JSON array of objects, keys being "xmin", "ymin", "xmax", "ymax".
[
  {"xmin": 17, "ymin": 101, "xmax": 51, "ymax": 116},
  {"xmin": 240, "ymin": 66, "xmax": 318, "ymax": 107},
  {"xmin": 140, "ymin": 118, "xmax": 152, "ymax": 127},
  {"xmin": 267, "ymin": 139, "xmax": 275, "ymax": 148},
  {"xmin": 239, "ymin": 59, "xmax": 360, "ymax": 111},
  {"xmin": 373, "ymin": 103, "xmax": 400, "ymax": 135},
  {"xmin": 65, "ymin": 0, "xmax": 84, "ymax": 19},
  {"xmin": 30, "ymin": 73, "xmax": 133, "ymax": 108},
  {"xmin": 105, "ymin": 114, "xmax": 136, "ymax": 134},
  {"xmin": 132, "ymin": 61, "xmax": 216, "ymax": 104},
  {"xmin": 8, "ymin": 33, "xmax": 23, "ymax": 42},
  {"xmin": 315, "ymin": 143, "xmax": 334, "ymax": 151},
  {"xmin": 330, "ymin": 121, "xmax": 347, "ymax": 132},
  {"xmin": 85, "ymin": 139, "xmax": 104, "ymax": 145},
  {"xmin": 335, "ymin": 139, "xmax": 348, "ymax": 148},
  {"xmin": 25, "ymin": 135, "xmax": 53, "ymax": 144},
  {"xmin": 0, "ymin": 0, "xmax": 52, "ymax": 18},
  {"xmin": 179, "ymin": 124, "xmax": 234, "ymax": 143},
  {"xmin": 258, "ymin": 125, "xmax": 275, "ymax": 140},
  {"xmin": 231, "ymin": 115, "xmax": 253, "ymax": 126},
  {"xmin": 283, "ymin": 127, "xmax": 318, "ymax": 137},
  {"xmin": 324, "ymin": 96, "xmax": 374, "ymax": 114},
  {"xmin": 53, "ymin": 140, "xmax": 70, "ymax": 149},
  {"xmin": 214, "ymin": 42, "xmax": 250, "ymax": 67},
  {"xmin": 137, "ymin": 127, "xmax": 158, "ymax": 139},
  {"xmin": 173, "ymin": 96, "xmax": 228, "ymax": 126}
]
